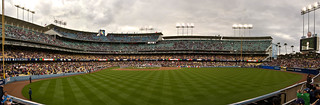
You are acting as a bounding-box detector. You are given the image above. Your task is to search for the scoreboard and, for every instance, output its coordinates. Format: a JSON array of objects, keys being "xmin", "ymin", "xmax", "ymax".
[{"xmin": 300, "ymin": 37, "xmax": 319, "ymax": 51}]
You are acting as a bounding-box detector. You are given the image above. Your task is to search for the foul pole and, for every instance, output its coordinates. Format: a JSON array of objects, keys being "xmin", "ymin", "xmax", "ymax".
[{"xmin": 2, "ymin": 0, "xmax": 5, "ymax": 79}]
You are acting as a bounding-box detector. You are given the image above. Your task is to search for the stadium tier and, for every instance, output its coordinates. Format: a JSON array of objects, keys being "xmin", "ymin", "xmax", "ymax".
[{"xmin": 0, "ymin": 24, "xmax": 272, "ymax": 54}]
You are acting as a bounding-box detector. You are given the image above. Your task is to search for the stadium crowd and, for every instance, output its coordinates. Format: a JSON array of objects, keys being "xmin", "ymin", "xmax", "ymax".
[
  {"xmin": 262, "ymin": 53, "xmax": 320, "ymax": 69},
  {"xmin": 2, "ymin": 24, "xmax": 271, "ymax": 52},
  {"xmin": 262, "ymin": 58, "xmax": 320, "ymax": 69},
  {"xmin": 0, "ymin": 62, "xmax": 109, "ymax": 78},
  {"xmin": 295, "ymin": 75, "xmax": 320, "ymax": 105},
  {"xmin": 54, "ymin": 28, "xmax": 160, "ymax": 42},
  {"xmin": 4, "ymin": 46, "xmax": 266, "ymax": 60}
]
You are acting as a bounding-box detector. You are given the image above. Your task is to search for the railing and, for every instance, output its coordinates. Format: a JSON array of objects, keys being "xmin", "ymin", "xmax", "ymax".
[{"xmin": 230, "ymin": 67, "xmax": 320, "ymax": 105}]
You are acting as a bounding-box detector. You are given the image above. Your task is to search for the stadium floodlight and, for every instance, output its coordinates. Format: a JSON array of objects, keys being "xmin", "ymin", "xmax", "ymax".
[
  {"xmin": 176, "ymin": 23, "xmax": 195, "ymax": 36},
  {"xmin": 232, "ymin": 24, "xmax": 253, "ymax": 37},
  {"xmin": 243, "ymin": 24, "xmax": 248, "ymax": 29},
  {"xmin": 303, "ymin": 7, "xmax": 307, "ymax": 11},
  {"xmin": 232, "ymin": 24, "xmax": 238, "ymax": 29},
  {"xmin": 181, "ymin": 23, "xmax": 185, "ymax": 28},
  {"xmin": 314, "ymin": 2, "xmax": 319, "ymax": 8},
  {"xmin": 232, "ymin": 24, "xmax": 238, "ymax": 36},
  {"xmin": 301, "ymin": 2, "xmax": 320, "ymax": 37},
  {"xmin": 149, "ymin": 26, "xmax": 154, "ymax": 30},
  {"xmin": 238, "ymin": 24, "xmax": 243, "ymax": 29},
  {"xmin": 190, "ymin": 23, "xmax": 194, "ymax": 28},
  {"xmin": 309, "ymin": 5, "xmax": 313, "ymax": 10},
  {"xmin": 176, "ymin": 23, "xmax": 181, "ymax": 28},
  {"xmin": 248, "ymin": 24, "xmax": 253, "ymax": 29}
]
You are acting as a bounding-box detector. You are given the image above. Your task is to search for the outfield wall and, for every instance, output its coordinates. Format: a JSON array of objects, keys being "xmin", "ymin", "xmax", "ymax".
[{"xmin": 4, "ymin": 72, "xmax": 85, "ymax": 84}]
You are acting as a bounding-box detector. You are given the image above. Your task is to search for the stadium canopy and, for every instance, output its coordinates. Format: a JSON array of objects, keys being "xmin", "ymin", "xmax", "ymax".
[
  {"xmin": 0, "ymin": 14, "xmax": 46, "ymax": 33},
  {"xmin": 162, "ymin": 35, "xmax": 273, "ymax": 40}
]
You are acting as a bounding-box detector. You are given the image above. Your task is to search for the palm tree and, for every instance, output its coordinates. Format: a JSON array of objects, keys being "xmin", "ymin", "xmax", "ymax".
[
  {"xmin": 291, "ymin": 45, "xmax": 294, "ymax": 53},
  {"xmin": 284, "ymin": 43, "xmax": 287, "ymax": 54},
  {"xmin": 277, "ymin": 42, "xmax": 281, "ymax": 55},
  {"xmin": 276, "ymin": 44, "xmax": 279, "ymax": 55},
  {"xmin": 279, "ymin": 45, "xmax": 281, "ymax": 55}
]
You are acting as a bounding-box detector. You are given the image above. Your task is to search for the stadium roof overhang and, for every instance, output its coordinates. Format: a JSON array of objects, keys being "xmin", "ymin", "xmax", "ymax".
[
  {"xmin": 0, "ymin": 14, "xmax": 46, "ymax": 33},
  {"xmin": 46, "ymin": 24, "xmax": 98, "ymax": 35},
  {"xmin": 107, "ymin": 32, "xmax": 163, "ymax": 36},
  {"xmin": 162, "ymin": 35, "xmax": 273, "ymax": 40}
]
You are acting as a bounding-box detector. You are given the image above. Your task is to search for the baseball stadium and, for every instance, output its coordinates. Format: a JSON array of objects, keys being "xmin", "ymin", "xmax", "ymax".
[{"xmin": 0, "ymin": 0, "xmax": 319, "ymax": 105}]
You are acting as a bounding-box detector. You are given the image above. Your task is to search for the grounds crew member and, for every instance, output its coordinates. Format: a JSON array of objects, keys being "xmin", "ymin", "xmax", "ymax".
[{"xmin": 29, "ymin": 88, "xmax": 32, "ymax": 101}]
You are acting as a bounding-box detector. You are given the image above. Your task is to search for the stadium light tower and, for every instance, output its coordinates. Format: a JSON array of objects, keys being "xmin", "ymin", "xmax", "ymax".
[
  {"xmin": 302, "ymin": 7, "xmax": 307, "ymax": 37},
  {"xmin": 176, "ymin": 23, "xmax": 195, "ymax": 36},
  {"xmin": 314, "ymin": 2, "xmax": 318, "ymax": 35},
  {"xmin": 301, "ymin": 2, "xmax": 320, "ymax": 37},
  {"xmin": 176, "ymin": 23, "xmax": 181, "ymax": 35},
  {"xmin": 232, "ymin": 24, "xmax": 253, "ymax": 37}
]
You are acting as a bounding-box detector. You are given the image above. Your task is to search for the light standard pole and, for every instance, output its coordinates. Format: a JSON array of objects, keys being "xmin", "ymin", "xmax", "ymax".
[
  {"xmin": 302, "ymin": 7, "xmax": 306, "ymax": 37},
  {"xmin": 314, "ymin": 2, "xmax": 319, "ymax": 36},
  {"xmin": 14, "ymin": 5, "xmax": 19, "ymax": 19},
  {"xmin": 27, "ymin": 9, "xmax": 30, "ymax": 21},
  {"xmin": 308, "ymin": 5, "xmax": 312, "ymax": 33},
  {"xmin": 22, "ymin": 7, "xmax": 25, "ymax": 20},
  {"xmin": 31, "ymin": 11, "xmax": 35, "ymax": 23},
  {"xmin": 186, "ymin": 23, "xmax": 189, "ymax": 36}
]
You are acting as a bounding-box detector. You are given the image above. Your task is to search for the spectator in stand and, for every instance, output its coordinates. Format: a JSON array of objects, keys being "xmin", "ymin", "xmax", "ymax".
[
  {"xmin": 1, "ymin": 91, "xmax": 12, "ymax": 105},
  {"xmin": 307, "ymin": 75, "xmax": 313, "ymax": 88},
  {"xmin": 0, "ymin": 85, "xmax": 3, "ymax": 102},
  {"xmin": 312, "ymin": 90, "xmax": 320, "ymax": 105},
  {"xmin": 297, "ymin": 89, "xmax": 310, "ymax": 105},
  {"xmin": 272, "ymin": 96, "xmax": 281, "ymax": 105}
]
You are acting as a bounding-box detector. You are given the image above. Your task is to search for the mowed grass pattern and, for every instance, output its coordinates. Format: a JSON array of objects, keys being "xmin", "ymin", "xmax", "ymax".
[{"xmin": 22, "ymin": 67, "xmax": 302, "ymax": 105}]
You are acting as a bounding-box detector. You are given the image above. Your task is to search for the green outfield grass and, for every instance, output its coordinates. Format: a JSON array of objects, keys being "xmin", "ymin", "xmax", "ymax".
[{"xmin": 22, "ymin": 67, "xmax": 302, "ymax": 105}]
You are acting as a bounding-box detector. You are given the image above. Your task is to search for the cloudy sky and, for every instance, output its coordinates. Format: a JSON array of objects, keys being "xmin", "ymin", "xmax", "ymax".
[{"xmin": 2, "ymin": 0, "xmax": 320, "ymax": 53}]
